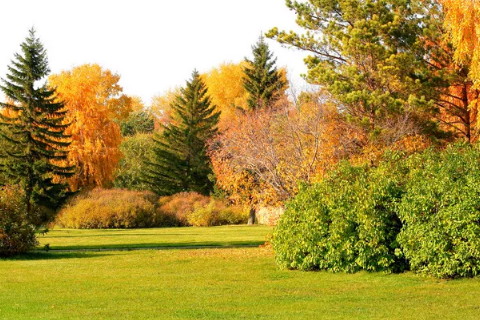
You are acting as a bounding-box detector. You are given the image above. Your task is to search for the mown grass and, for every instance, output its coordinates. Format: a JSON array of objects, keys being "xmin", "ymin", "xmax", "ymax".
[
  {"xmin": 1, "ymin": 227, "xmax": 479, "ymax": 319},
  {"xmin": 36, "ymin": 225, "xmax": 273, "ymax": 250}
]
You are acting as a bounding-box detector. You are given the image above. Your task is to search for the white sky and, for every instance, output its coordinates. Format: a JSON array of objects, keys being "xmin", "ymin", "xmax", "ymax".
[{"xmin": 0, "ymin": 0, "xmax": 310, "ymax": 105}]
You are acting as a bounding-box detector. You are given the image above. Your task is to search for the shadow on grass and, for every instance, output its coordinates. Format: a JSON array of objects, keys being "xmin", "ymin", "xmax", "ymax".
[
  {"xmin": 1, "ymin": 251, "xmax": 108, "ymax": 261},
  {"xmin": 41, "ymin": 240, "xmax": 266, "ymax": 252}
]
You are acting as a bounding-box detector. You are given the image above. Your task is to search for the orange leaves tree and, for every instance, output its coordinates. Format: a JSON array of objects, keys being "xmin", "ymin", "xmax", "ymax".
[
  {"xmin": 209, "ymin": 92, "xmax": 354, "ymax": 212},
  {"xmin": 49, "ymin": 64, "xmax": 133, "ymax": 191}
]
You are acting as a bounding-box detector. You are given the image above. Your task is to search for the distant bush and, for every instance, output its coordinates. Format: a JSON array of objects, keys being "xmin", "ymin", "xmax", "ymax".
[
  {"xmin": 55, "ymin": 188, "xmax": 168, "ymax": 228},
  {"xmin": 187, "ymin": 199, "xmax": 248, "ymax": 227},
  {"xmin": 57, "ymin": 189, "xmax": 251, "ymax": 229},
  {"xmin": 157, "ymin": 192, "xmax": 210, "ymax": 226},
  {"xmin": 0, "ymin": 186, "xmax": 37, "ymax": 256},
  {"xmin": 273, "ymin": 157, "xmax": 406, "ymax": 273},
  {"xmin": 397, "ymin": 145, "xmax": 480, "ymax": 278},
  {"xmin": 157, "ymin": 192, "xmax": 248, "ymax": 227}
]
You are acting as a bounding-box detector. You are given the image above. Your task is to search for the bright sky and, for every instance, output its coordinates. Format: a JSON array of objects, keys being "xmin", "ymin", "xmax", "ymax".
[{"xmin": 0, "ymin": 0, "xmax": 310, "ymax": 105}]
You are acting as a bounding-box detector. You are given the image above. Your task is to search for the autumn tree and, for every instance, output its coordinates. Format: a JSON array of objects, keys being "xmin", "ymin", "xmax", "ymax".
[
  {"xmin": 49, "ymin": 64, "xmax": 133, "ymax": 191},
  {"xmin": 209, "ymin": 90, "xmax": 363, "ymax": 223},
  {"xmin": 144, "ymin": 70, "xmax": 220, "ymax": 195},
  {"xmin": 0, "ymin": 29, "xmax": 73, "ymax": 222},
  {"xmin": 243, "ymin": 36, "xmax": 287, "ymax": 110},
  {"xmin": 267, "ymin": 0, "xmax": 446, "ymax": 144}
]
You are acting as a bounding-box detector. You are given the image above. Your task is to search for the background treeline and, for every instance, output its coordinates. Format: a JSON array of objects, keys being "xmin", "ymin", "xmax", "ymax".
[{"xmin": 1, "ymin": 0, "xmax": 480, "ymax": 279}]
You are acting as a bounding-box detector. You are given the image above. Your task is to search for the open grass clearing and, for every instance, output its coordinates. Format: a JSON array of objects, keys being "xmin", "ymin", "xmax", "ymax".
[
  {"xmin": 1, "ymin": 226, "xmax": 479, "ymax": 319},
  {"xmin": 1, "ymin": 246, "xmax": 480, "ymax": 319}
]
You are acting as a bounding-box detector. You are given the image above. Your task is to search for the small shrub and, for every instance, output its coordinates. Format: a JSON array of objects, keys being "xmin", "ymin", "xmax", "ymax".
[
  {"xmin": 0, "ymin": 186, "xmax": 38, "ymax": 256},
  {"xmin": 397, "ymin": 144, "xmax": 480, "ymax": 278},
  {"xmin": 55, "ymin": 188, "xmax": 171, "ymax": 228},
  {"xmin": 157, "ymin": 192, "xmax": 210, "ymax": 226},
  {"xmin": 187, "ymin": 199, "xmax": 248, "ymax": 227}
]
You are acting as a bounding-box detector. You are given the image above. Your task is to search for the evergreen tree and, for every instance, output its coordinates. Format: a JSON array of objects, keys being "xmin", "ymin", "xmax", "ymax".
[
  {"xmin": 243, "ymin": 36, "xmax": 286, "ymax": 110},
  {"xmin": 267, "ymin": 0, "xmax": 448, "ymax": 140},
  {"xmin": 144, "ymin": 70, "xmax": 220, "ymax": 195},
  {"xmin": 0, "ymin": 29, "xmax": 73, "ymax": 224}
]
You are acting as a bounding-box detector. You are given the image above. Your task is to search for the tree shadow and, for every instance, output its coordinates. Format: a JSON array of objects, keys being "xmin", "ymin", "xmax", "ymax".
[
  {"xmin": 1, "ymin": 251, "xmax": 108, "ymax": 261},
  {"xmin": 44, "ymin": 240, "xmax": 265, "ymax": 251}
]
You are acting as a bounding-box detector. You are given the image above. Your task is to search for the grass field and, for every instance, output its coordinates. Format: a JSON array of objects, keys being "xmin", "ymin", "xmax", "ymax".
[{"xmin": 1, "ymin": 226, "xmax": 479, "ymax": 319}]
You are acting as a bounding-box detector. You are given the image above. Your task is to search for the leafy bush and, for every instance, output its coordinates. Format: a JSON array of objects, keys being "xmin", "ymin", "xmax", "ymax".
[
  {"xmin": 55, "ymin": 188, "xmax": 170, "ymax": 228},
  {"xmin": 157, "ymin": 192, "xmax": 210, "ymax": 226},
  {"xmin": 273, "ymin": 157, "xmax": 406, "ymax": 273},
  {"xmin": 120, "ymin": 110, "xmax": 154, "ymax": 137},
  {"xmin": 0, "ymin": 186, "xmax": 38, "ymax": 256},
  {"xmin": 274, "ymin": 144, "xmax": 480, "ymax": 278},
  {"xmin": 113, "ymin": 133, "xmax": 155, "ymax": 190},
  {"xmin": 397, "ymin": 145, "xmax": 480, "ymax": 278},
  {"xmin": 187, "ymin": 199, "xmax": 248, "ymax": 226}
]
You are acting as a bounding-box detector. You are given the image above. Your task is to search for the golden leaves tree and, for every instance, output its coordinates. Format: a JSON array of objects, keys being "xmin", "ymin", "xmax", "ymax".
[
  {"xmin": 49, "ymin": 64, "xmax": 133, "ymax": 191},
  {"xmin": 202, "ymin": 63, "xmax": 249, "ymax": 130},
  {"xmin": 441, "ymin": 0, "xmax": 480, "ymax": 85}
]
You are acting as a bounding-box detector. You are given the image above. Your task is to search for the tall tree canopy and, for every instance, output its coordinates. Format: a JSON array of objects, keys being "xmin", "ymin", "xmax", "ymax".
[
  {"xmin": 49, "ymin": 64, "xmax": 133, "ymax": 191},
  {"xmin": 0, "ymin": 29, "xmax": 73, "ymax": 222},
  {"xmin": 267, "ymin": 0, "xmax": 446, "ymax": 144},
  {"xmin": 243, "ymin": 36, "xmax": 287, "ymax": 110},
  {"xmin": 144, "ymin": 71, "xmax": 220, "ymax": 196}
]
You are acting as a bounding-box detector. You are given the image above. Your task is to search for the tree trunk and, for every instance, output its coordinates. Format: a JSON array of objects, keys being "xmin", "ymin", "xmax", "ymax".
[{"xmin": 247, "ymin": 207, "xmax": 256, "ymax": 225}]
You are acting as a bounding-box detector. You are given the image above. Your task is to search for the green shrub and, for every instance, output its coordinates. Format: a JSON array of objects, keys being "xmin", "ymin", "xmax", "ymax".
[
  {"xmin": 113, "ymin": 133, "xmax": 155, "ymax": 191},
  {"xmin": 273, "ymin": 157, "xmax": 407, "ymax": 273},
  {"xmin": 0, "ymin": 186, "xmax": 38, "ymax": 256},
  {"xmin": 397, "ymin": 144, "xmax": 480, "ymax": 278},
  {"xmin": 55, "ymin": 188, "xmax": 173, "ymax": 228},
  {"xmin": 187, "ymin": 199, "xmax": 248, "ymax": 227}
]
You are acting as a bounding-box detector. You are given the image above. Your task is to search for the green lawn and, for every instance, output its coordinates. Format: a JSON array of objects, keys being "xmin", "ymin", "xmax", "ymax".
[{"xmin": 1, "ymin": 227, "xmax": 479, "ymax": 319}]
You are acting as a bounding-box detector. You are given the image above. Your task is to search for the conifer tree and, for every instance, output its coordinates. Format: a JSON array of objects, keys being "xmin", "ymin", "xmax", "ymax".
[
  {"xmin": 144, "ymin": 70, "xmax": 220, "ymax": 195},
  {"xmin": 243, "ymin": 36, "xmax": 286, "ymax": 110},
  {"xmin": 0, "ymin": 29, "xmax": 73, "ymax": 223}
]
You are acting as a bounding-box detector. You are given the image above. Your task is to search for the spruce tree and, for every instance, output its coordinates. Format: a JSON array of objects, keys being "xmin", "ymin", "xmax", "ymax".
[
  {"xmin": 243, "ymin": 36, "xmax": 286, "ymax": 110},
  {"xmin": 144, "ymin": 70, "xmax": 220, "ymax": 195},
  {"xmin": 0, "ymin": 29, "xmax": 73, "ymax": 224}
]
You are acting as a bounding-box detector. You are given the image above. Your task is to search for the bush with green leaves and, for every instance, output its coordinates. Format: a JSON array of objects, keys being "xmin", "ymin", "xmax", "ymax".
[
  {"xmin": 113, "ymin": 133, "xmax": 155, "ymax": 191},
  {"xmin": 397, "ymin": 144, "xmax": 480, "ymax": 278},
  {"xmin": 0, "ymin": 186, "xmax": 38, "ymax": 256},
  {"xmin": 274, "ymin": 157, "xmax": 406, "ymax": 273},
  {"xmin": 274, "ymin": 144, "xmax": 480, "ymax": 278},
  {"xmin": 119, "ymin": 110, "xmax": 154, "ymax": 137}
]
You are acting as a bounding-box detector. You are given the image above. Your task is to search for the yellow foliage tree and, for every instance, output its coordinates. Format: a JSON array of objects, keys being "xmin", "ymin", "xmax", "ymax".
[
  {"xmin": 49, "ymin": 64, "xmax": 133, "ymax": 191},
  {"xmin": 441, "ymin": 0, "xmax": 480, "ymax": 85},
  {"xmin": 202, "ymin": 63, "xmax": 249, "ymax": 129}
]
